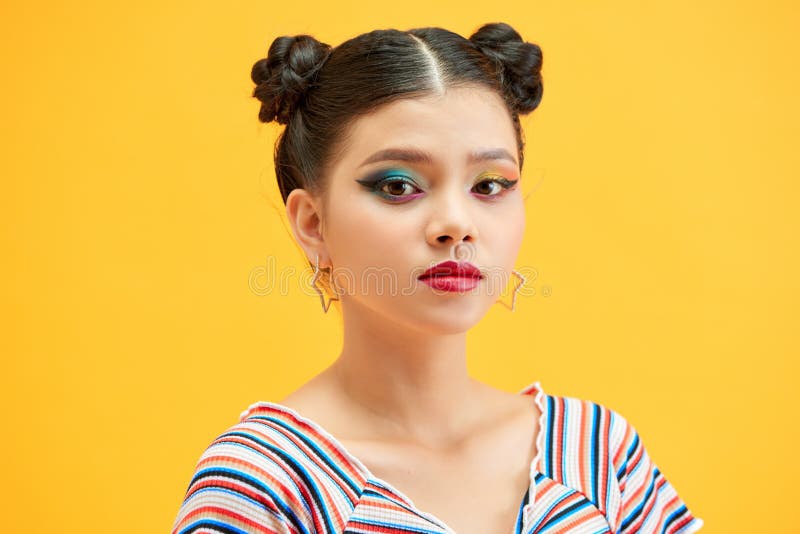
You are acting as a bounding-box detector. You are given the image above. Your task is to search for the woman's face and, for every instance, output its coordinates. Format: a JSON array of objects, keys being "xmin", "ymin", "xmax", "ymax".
[{"xmin": 298, "ymin": 85, "xmax": 526, "ymax": 335}]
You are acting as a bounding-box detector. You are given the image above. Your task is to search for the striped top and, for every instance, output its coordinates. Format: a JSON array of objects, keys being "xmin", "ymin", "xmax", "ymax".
[{"xmin": 171, "ymin": 380, "xmax": 703, "ymax": 533}]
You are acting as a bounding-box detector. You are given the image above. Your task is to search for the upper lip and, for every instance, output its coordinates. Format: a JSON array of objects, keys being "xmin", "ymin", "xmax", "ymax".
[{"xmin": 419, "ymin": 260, "xmax": 483, "ymax": 279}]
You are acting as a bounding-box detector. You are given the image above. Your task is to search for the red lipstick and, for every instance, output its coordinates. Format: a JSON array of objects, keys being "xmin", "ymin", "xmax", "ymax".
[{"xmin": 418, "ymin": 260, "xmax": 483, "ymax": 292}]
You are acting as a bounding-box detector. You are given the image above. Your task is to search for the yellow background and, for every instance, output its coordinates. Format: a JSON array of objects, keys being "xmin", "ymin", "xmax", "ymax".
[{"xmin": 2, "ymin": 1, "xmax": 796, "ymax": 532}]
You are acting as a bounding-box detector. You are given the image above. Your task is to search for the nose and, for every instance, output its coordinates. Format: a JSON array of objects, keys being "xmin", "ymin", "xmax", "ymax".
[{"xmin": 425, "ymin": 191, "xmax": 478, "ymax": 249}]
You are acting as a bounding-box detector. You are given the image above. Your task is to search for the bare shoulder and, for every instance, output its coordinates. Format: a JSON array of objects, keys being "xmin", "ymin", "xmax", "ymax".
[
  {"xmin": 472, "ymin": 382, "xmax": 541, "ymax": 431},
  {"xmin": 275, "ymin": 368, "xmax": 360, "ymax": 438}
]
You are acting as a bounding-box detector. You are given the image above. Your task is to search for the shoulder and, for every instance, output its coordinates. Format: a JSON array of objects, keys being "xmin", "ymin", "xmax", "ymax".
[
  {"xmin": 537, "ymin": 389, "xmax": 636, "ymax": 472},
  {"xmin": 537, "ymin": 388, "xmax": 660, "ymax": 487},
  {"xmin": 170, "ymin": 404, "xmax": 317, "ymax": 534},
  {"xmin": 539, "ymin": 389, "xmax": 703, "ymax": 533}
]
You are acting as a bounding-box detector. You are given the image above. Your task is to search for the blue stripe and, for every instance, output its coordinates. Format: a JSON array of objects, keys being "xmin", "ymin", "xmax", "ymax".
[
  {"xmin": 546, "ymin": 395, "xmax": 555, "ymax": 478},
  {"xmin": 605, "ymin": 411, "xmax": 614, "ymax": 515},
  {"xmin": 232, "ymin": 424, "xmax": 359, "ymax": 516},
  {"xmin": 590, "ymin": 403, "xmax": 600, "ymax": 505},
  {"xmin": 347, "ymin": 517, "xmax": 443, "ymax": 534},
  {"xmin": 188, "ymin": 485, "xmax": 269, "ymax": 511},
  {"xmin": 201, "ymin": 440, "xmax": 313, "ymax": 518},
  {"xmin": 626, "ymin": 437, "xmax": 645, "ymax": 482},
  {"xmin": 248, "ymin": 415, "xmax": 363, "ymax": 495},
  {"xmin": 513, "ymin": 486, "xmax": 529, "ymax": 534},
  {"xmin": 560, "ymin": 397, "xmax": 567, "ymax": 482},
  {"xmin": 215, "ymin": 432, "xmax": 328, "ymax": 534},
  {"xmin": 360, "ymin": 487, "xmax": 451, "ymax": 533},
  {"xmin": 528, "ymin": 486, "xmax": 577, "ymax": 531},
  {"xmin": 190, "ymin": 466, "xmax": 311, "ymax": 534},
  {"xmin": 663, "ymin": 504, "xmax": 690, "ymax": 533},
  {"xmin": 545, "ymin": 498, "xmax": 593, "ymax": 526},
  {"xmin": 619, "ymin": 464, "xmax": 657, "ymax": 531},
  {"xmin": 178, "ymin": 519, "xmax": 249, "ymax": 534},
  {"xmin": 617, "ymin": 431, "xmax": 641, "ymax": 483},
  {"xmin": 232, "ymin": 425, "xmax": 358, "ymax": 521},
  {"xmin": 635, "ymin": 468, "xmax": 670, "ymax": 531},
  {"xmin": 362, "ymin": 485, "xmax": 424, "ymax": 516}
]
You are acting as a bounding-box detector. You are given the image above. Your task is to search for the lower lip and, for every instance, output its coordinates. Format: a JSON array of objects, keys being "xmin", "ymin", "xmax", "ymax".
[{"xmin": 419, "ymin": 276, "xmax": 482, "ymax": 292}]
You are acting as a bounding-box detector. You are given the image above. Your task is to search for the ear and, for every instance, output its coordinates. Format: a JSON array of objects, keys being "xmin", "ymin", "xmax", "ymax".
[{"xmin": 285, "ymin": 188, "xmax": 329, "ymax": 268}]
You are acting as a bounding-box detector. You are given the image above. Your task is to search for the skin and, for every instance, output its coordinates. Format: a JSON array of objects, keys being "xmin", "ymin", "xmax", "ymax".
[{"xmin": 283, "ymin": 84, "xmax": 540, "ymax": 533}]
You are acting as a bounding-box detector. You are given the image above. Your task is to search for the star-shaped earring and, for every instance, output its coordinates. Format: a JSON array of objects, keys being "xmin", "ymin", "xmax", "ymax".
[
  {"xmin": 496, "ymin": 269, "xmax": 526, "ymax": 312},
  {"xmin": 311, "ymin": 253, "xmax": 339, "ymax": 313}
]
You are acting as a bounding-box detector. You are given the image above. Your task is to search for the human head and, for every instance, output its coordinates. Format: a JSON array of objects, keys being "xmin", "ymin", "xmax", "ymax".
[{"xmin": 250, "ymin": 22, "xmax": 543, "ymax": 325}]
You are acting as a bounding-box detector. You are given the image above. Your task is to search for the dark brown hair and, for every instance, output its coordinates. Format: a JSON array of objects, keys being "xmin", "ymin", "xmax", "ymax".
[{"xmin": 250, "ymin": 22, "xmax": 544, "ymax": 205}]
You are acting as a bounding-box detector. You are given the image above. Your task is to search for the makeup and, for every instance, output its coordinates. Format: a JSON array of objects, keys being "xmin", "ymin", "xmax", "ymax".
[
  {"xmin": 355, "ymin": 167, "xmax": 519, "ymax": 203},
  {"xmin": 355, "ymin": 168, "xmax": 425, "ymax": 202},
  {"xmin": 419, "ymin": 276, "xmax": 481, "ymax": 292},
  {"xmin": 472, "ymin": 170, "xmax": 519, "ymax": 199},
  {"xmin": 418, "ymin": 260, "xmax": 484, "ymax": 293}
]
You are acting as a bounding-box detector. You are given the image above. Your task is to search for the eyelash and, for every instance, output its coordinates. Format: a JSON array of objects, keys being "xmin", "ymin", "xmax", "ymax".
[{"xmin": 358, "ymin": 173, "xmax": 518, "ymax": 202}]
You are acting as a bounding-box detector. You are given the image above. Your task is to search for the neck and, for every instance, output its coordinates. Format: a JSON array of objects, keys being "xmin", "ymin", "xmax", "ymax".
[{"xmin": 329, "ymin": 298, "xmax": 489, "ymax": 447}]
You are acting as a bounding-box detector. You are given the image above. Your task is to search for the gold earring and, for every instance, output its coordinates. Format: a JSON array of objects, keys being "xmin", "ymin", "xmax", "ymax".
[
  {"xmin": 496, "ymin": 269, "xmax": 526, "ymax": 312},
  {"xmin": 311, "ymin": 253, "xmax": 339, "ymax": 313}
]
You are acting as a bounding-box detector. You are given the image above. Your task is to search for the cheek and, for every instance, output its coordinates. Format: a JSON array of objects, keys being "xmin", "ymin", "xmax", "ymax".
[
  {"xmin": 325, "ymin": 196, "xmax": 414, "ymax": 268},
  {"xmin": 511, "ymin": 209, "xmax": 526, "ymax": 250},
  {"xmin": 488, "ymin": 201, "xmax": 526, "ymax": 262}
]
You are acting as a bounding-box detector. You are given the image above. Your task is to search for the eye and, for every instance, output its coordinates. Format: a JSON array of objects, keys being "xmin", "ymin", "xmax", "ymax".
[
  {"xmin": 472, "ymin": 176, "xmax": 519, "ymax": 197},
  {"xmin": 356, "ymin": 172, "xmax": 424, "ymax": 202},
  {"xmin": 379, "ymin": 178, "xmax": 421, "ymax": 198}
]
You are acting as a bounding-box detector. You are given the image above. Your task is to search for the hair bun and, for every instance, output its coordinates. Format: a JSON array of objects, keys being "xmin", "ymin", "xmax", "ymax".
[
  {"xmin": 251, "ymin": 35, "xmax": 332, "ymax": 124},
  {"xmin": 469, "ymin": 22, "xmax": 543, "ymax": 115}
]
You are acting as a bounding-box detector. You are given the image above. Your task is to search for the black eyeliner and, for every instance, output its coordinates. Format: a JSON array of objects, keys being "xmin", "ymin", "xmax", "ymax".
[
  {"xmin": 355, "ymin": 168, "xmax": 424, "ymax": 200},
  {"xmin": 490, "ymin": 177, "xmax": 518, "ymax": 188}
]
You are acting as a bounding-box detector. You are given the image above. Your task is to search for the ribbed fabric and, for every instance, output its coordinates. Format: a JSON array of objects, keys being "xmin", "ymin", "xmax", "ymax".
[{"xmin": 171, "ymin": 381, "xmax": 703, "ymax": 533}]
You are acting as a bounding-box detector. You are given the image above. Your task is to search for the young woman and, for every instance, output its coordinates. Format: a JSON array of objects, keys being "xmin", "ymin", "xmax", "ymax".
[{"xmin": 171, "ymin": 22, "xmax": 703, "ymax": 534}]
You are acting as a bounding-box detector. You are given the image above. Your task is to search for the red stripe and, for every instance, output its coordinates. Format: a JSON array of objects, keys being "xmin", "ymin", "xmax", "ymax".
[
  {"xmin": 667, "ymin": 512, "xmax": 697, "ymax": 534},
  {"xmin": 627, "ymin": 474, "xmax": 669, "ymax": 532},
  {"xmin": 174, "ymin": 505, "xmax": 291, "ymax": 534},
  {"xmin": 538, "ymin": 490, "xmax": 585, "ymax": 527},
  {"xmin": 613, "ymin": 416, "xmax": 633, "ymax": 467},
  {"xmin": 654, "ymin": 494, "xmax": 682, "ymax": 533},
  {"xmin": 215, "ymin": 425, "xmax": 349, "ymax": 532},
  {"xmin": 578, "ymin": 400, "xmax": 588, "ymax": 494},
  {"xmin": 555, "ymin": 396, "xmax": 566, "ymax": 481},
  {"xmin": 246, "ymin": 409, "xmax": 366, "ymax": 495}
]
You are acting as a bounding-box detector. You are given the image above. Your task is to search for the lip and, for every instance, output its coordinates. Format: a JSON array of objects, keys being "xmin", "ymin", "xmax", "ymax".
[
  {"xmin": 419, "ymin": 275, "xmax": 481, "ymax": 292},
  {"xmin": 418, "ymin": 260, "xmax": 484, "ymax": 280}
]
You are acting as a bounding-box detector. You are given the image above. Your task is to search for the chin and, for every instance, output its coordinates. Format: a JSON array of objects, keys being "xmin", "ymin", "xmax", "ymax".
[
  {"xmin": 394, "ymin": 299, "xmax": 491, "ymax": 335},
  {"xmin": 345, "ymin": 291, "xmax": 493, "ymax": 335}
]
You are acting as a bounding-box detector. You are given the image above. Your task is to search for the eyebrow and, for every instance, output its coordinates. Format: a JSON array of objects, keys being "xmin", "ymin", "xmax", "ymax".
[{"xmin": 358, "ymin": 147, "xmax": 518, "ymax": 168}]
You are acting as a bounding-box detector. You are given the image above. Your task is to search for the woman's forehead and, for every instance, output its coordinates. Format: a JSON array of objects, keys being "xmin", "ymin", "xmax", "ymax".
[{"xmin": 336, "ymin": 87, "xmax": 517, "ymax": 168}]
